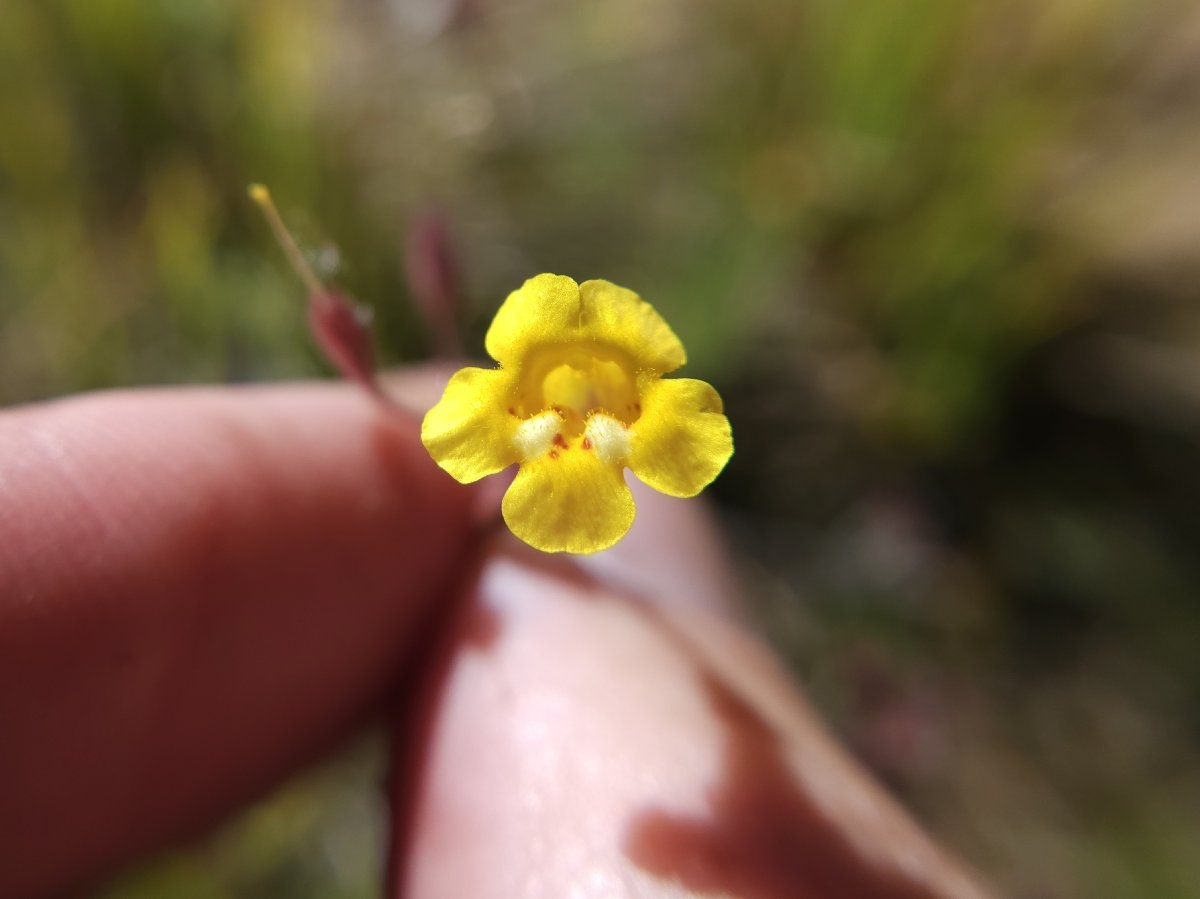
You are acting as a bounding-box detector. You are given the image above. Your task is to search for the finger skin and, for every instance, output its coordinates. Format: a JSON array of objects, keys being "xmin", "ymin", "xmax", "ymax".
[
  {"xmin": 390, "ymin": 536, "xmax": 995, "ymax": 899},
  {"xmin": 0, "ymin": 381, "xmax": 475, "ymax": 898}
]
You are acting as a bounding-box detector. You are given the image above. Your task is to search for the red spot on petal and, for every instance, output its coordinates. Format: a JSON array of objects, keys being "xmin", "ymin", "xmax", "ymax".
[
  {"xmin": 549, "ymin": 450, "xmax": 559, "ymax": 460},
  {"xmin": 582, "ymin": 437, "xmax": 593, "ymax": 450},
  {"xmin": 553, "ymin": 433, "xmax": 568, "ymax": 449},
  {"xmin": 507, "ymin": 407, "xmax": 517, "ymax": 416}
]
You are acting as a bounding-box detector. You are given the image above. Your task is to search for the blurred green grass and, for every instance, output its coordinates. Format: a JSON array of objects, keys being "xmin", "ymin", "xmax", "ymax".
[{"xmin": 4, "ymin": 0, "xmax": 1200, "ymax": 896}]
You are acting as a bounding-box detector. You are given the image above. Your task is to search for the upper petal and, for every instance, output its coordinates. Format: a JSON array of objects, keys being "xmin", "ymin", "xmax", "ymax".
[
  {"xmin": 421, "ymin": 367, "xmax": 519, "ymax": 483},
  {"xmin": 484, "ymin": 274, "xmax": 686, "ymax": 374},
  {"xmin": 628, "ymin": 377, "xmax": 733, "ymax": 498},
  {"xmin": 577, "ymin": 279, "xmax": 686, "ymax": 373},
  {"xmin": 485, "ymin": 274, "xmax": 584, "ymax": 369},
  {"xmin": 502, "ymin": 449, "xmax": 635, "ymax": 554}
]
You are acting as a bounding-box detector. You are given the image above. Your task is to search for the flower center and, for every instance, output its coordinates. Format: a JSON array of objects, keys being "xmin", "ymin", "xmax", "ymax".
[{"xmin": 515, "ymin": 343, "xmax": 641, "ymax": 435}]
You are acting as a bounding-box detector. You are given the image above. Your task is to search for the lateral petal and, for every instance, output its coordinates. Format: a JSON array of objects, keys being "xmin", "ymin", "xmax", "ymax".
[
  {"xmin": 421, "ymin": 367, "xmax": 519, "ymax": 483},
  {"xmin": 628, "ymin": 378, "xmax": 733, "ymax": 498}
]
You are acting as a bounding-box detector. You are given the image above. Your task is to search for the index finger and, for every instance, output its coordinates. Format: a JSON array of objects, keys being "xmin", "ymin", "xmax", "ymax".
[{"xmin": 0, "ymin": 375, "xmax": 475, "ymax": 898}]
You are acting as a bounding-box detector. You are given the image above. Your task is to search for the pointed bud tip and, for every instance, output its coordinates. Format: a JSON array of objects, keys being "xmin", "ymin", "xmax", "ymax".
[{"xmin": 247, "ymin": 183, "xmax": 325, "ymax": 298}]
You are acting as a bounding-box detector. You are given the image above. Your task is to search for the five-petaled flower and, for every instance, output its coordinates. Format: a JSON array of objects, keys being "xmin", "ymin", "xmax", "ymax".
[{"xmin": 421, "ymin": 273, "xmax": 733, "ymax": 554}]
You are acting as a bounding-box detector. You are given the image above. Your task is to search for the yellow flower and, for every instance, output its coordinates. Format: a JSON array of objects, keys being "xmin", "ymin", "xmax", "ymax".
[{"xmin": 421, "ymin": 274, "xmax": 733, "ymax": 554}]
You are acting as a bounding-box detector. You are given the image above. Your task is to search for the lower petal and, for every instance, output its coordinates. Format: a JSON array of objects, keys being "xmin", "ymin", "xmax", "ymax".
[
  {"xmin": 502, "ymin": 451, "xmax": 635, "ymax": 554},
  {"xmin": 421, "ymin": 367, "xmax": 519, "ymax": 483},
  {"xmin": 629, "ymin": 378, "xmax": 733, "ymax": 498}
]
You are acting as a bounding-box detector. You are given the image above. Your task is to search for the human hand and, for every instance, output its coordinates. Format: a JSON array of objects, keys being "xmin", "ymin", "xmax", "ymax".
[{"xmin": 0, "ymin": 367, "xmax": 993, "ymax": 898}]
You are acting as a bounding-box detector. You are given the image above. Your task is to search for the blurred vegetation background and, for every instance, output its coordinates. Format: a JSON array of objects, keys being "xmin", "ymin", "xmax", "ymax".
[{"xmin": 3, "ymin": 0, "xmax": 1200, "ymax": 896}]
